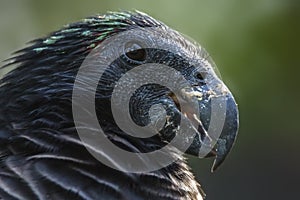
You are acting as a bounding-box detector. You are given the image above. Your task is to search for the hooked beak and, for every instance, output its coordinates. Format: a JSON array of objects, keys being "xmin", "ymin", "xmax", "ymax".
[
  {"xmin": 209, "ymin": 94, "xmax": 239, "ymax": 172},
  {"xmin": 170, "ymin": 84, "xmax": 239, "ymax": 172}
]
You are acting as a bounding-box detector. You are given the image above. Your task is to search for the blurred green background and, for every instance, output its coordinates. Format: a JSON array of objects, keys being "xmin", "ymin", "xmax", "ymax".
[{"xmin": 1, "ymin": 0, "xmax": 299, "ymax": 199}]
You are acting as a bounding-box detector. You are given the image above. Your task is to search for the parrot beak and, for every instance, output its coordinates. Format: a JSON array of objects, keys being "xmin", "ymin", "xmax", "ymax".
[
  {"xmin": 181, "ymin": 84, "xmax": 239, "ymax": 172},
  {"xmin": 210, "ymin": 94, "xmax": 239, "ymax": 172}
]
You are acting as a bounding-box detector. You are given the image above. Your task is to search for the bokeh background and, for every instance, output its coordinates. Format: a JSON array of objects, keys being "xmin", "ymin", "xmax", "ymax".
[{"xmin": 1, "ymin": 0, "xmax": 299, "ymax": 199}]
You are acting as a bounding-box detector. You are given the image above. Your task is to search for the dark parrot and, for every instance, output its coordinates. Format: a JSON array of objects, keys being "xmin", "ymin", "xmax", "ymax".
[{"xmin": 0, "ymin": 11, "xmax": 238, "ymax": 200}]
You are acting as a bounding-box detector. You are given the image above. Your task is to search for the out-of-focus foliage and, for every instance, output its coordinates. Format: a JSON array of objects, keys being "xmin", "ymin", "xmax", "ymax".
[{"xmin": 0, "ymin": 0, "xmax": 299, "ymax": 199}]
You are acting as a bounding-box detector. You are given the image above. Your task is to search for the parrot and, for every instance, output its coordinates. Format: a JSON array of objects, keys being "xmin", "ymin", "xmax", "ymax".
[{"xmin": 0, "ymin": 11, "xmax": 238, "ymax": 200}]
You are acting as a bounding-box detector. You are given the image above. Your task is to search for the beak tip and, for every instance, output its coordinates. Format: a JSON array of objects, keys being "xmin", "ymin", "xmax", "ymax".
[{"xmin": 210, "ymin": 151, "xmax": 227, "ymax": 172}]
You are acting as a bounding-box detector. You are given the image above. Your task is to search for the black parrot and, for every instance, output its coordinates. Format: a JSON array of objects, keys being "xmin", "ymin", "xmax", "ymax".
[{"xmin": 0, "ymin": 11, "xmax": 238, "ymax": 200}]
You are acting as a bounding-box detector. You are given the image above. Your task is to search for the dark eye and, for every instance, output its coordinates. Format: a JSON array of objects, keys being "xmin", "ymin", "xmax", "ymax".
[
  {"xmin": 125, "ymin": 49, "xmax": 146, "ymax": 62},
  {"xmin": 124, "ymin": 41, "xmax": 146, "ymax": 62}
]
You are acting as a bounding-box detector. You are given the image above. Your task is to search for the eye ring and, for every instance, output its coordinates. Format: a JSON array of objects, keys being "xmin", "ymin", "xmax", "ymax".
[{"xmin": 123, "ymin": 41, "xmax": 147, "ymax": 63}]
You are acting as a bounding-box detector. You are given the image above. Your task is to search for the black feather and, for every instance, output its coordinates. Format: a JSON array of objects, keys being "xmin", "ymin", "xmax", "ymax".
[{"xmin": 0, "ymin": 11, "xmax": 204, "ymax": 200}]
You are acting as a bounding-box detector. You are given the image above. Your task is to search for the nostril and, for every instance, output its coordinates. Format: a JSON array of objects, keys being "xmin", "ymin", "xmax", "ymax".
[{"xmin": 195, "ymin": 72, "xmax": 204, "ymax": 81}]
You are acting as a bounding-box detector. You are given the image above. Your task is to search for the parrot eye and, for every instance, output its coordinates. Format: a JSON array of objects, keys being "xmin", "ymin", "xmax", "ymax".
[{"xmin": 124, "ymin": 41, "xmax": 146, "ymax": 62}]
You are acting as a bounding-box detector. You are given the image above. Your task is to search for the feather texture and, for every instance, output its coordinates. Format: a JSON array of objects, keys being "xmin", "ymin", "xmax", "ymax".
[{"xmin": 0, "ymin": 11, "xmax": 204, "ymax": 200}]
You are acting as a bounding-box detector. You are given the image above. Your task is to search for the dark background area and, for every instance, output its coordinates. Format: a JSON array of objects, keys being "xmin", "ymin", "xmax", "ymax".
[{"xmin": 1, "ymin": 0, "xmax": 299, "ymax": 199}]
